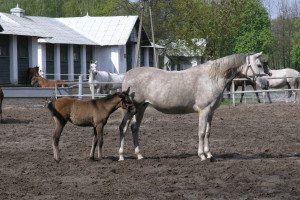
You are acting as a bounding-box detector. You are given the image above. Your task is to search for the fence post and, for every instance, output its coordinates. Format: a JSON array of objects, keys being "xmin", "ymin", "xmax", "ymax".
[
  {"xmin": 78, "ymin": 75, "xmax": 83, "ymax": 100},
  {"xmin": 244, "ymin": 79, "xmax": 246, "ymax": 104},
  {"xmin": 232, "ymin": 80, "xmax": 235, "ymax": 106}
]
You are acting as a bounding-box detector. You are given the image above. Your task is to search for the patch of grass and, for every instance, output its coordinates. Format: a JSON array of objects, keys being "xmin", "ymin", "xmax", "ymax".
[{"xmin": 221, "ymin": 98, "xmax": 232, "ymax": 106}]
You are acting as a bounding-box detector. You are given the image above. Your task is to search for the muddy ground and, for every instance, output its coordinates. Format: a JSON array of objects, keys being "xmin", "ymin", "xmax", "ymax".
[{"xmin": 0, "ymin": 98, "xmax": 300, "ymax": 200}]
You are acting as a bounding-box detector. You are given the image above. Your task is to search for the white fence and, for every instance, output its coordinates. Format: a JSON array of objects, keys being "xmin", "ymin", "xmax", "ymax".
[
  {"xmin": 54, "ymin": 75, "xmax": 121, "ymax": 100},
  {"xmin": 225, "ymin": 77, "xmax": 300, "ymax": 106}
]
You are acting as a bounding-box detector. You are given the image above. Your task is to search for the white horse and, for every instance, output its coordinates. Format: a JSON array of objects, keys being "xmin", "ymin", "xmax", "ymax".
[
  {"xmin": 256, "ymin": 68, "xmax": 300, "ymax": 103},
  {"xmin": 118, "ymin": 52, "xmax": 266, "ymax": 161},
  {"xmin": 89, "ymin": 62, "xmax": 124, "ymax": 94}
]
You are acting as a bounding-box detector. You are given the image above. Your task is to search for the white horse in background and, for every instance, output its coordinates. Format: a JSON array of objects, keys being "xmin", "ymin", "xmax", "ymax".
[
  {"xmin": 256, "ymin": 68, "xmax": 300, "ymax": 103},
  {"xmin": 89, "ymin": 61, "xmax": 125, "ymax": 94},
  {"xmin": 119, "ymin": 52, "xmax": 266, "ymax": 162}
]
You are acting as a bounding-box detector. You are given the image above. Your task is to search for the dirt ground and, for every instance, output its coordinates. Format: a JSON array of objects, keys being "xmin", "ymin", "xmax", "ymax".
[{"xmin": 0, "ymin": 98, "xmax": 300, "ymax": 200}]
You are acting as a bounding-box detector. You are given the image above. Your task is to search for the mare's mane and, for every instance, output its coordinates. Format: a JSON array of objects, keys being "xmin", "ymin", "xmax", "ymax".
[{"xmin": 208, "ymin": 53, "xmax": 247, "ymax": 80}]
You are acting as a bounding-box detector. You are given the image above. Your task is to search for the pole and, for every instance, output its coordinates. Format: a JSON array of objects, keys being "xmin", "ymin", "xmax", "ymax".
[
  {"xmin": 134, "ymin": 1, "xmax": 145, "ymax": 68},
  {"xmin": 148, "ymin": 0, "xmax": 158, "ymax": 68},
  {"xmin": 232, "ymin": 80, "xmax": 235, "ymax": 106},
  {"xmin": 78, "ymin": 75, "xmax": 83, "ymax": 100}
]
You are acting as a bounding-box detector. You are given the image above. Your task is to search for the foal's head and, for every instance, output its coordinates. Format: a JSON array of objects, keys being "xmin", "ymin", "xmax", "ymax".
[
  {"xmin": 263, "ymin": 62, "xmax": 272, "ymax": 76},
  {"xmin": 119, "ymin": 87, "xmax": 136, "ymax": 114},
  {"xmin": 31, "ymin": 73, "xmax": 39, "ymax": 86}
]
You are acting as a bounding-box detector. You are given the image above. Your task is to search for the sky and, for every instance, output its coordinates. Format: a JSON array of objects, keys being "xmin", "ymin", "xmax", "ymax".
[
  {"xmin": 262, "ymin": 0, "xmax": 299, "ymax": 19},
  {"xmin": 129, "ymin": 0, "xmax": 299, "ymax": 19}
]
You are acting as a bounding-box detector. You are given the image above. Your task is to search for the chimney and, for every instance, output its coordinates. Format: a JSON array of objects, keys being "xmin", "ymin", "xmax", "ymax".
[{"xmin": 10, "ymin": 4, "xmax": 25, "ymax": 17}]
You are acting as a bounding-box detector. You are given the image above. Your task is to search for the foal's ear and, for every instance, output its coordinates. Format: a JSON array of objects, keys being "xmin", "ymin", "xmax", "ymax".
[{"xmin": 125, "ymin": 87, "xmax": 130, "ymax": 94}]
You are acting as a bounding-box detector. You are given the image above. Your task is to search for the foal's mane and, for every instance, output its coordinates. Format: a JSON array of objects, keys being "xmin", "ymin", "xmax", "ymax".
[
  {"xmin": 93, "ymin": 92, "xmax": 121, "ymax": 102},
  {"xmin": 209, "ymin": 53, "xmax": 247, "ymax": 80}
]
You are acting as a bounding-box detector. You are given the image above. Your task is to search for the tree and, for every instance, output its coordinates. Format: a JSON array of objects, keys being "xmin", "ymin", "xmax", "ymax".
[{"xmin": 291, "ymin": 19, "xmax": 300, "ymax": 70}]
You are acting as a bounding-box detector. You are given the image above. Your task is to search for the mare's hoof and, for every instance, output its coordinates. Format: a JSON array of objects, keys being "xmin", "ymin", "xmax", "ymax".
[
  {"xmin": 54, "ymin": 158, "xmax": 61, "ymax": 163},
  {"xmin": 90, "ymin": 157, "xmax": 95, "ymax": 161},
  {"xmin": 208, "ymin": 157, "xmax": 215, "ymax": 162}
]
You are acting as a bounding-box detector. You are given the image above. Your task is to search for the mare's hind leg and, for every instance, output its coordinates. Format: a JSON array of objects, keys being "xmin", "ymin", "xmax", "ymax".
[
  {"xmin": 119, "ymin": 112, "xmax": 134, "ymax": 161},
  {"xmin": 89, "ymin": 127, "xmax": 98, "ymax": 160},
  {"xmin": 52, "ymin": 117, "xmax": 65, "ymax": 162},
  {"xmin": 131, "ymin": 104, "xmax": 148, "ymax": 160}
]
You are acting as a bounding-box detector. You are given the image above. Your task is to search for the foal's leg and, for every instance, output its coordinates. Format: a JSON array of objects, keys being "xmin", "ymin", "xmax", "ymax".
[
  {"xmin": 52, "ymin": 117, "xmax": 65, "ymax": 162},
  {"xmin": 96, "ymin": 123, "xmax": 104, "ymax": 159},
  {"xmin": 198, "ymin": 107, "xmax": 210, "ymax": 161},
  {"xmin": 89, "ymin": 127, "xmax": 97, "ymax": 160},
  {"xmin": 119, "ymin": 112, "xmax": 134, "ymax": 161},
  {"xmin": 130, "ymin": 104, "xmax": 147, "ymax": 160}
]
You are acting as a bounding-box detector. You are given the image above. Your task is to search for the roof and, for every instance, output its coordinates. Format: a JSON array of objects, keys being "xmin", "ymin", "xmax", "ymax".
[
  {"xmin": 0, "ymin": 11, "xmax": 144, "ymax": 46},
  {"xmin": 57, "ymin": 16, "xmax": 139, "ymax": 46}
]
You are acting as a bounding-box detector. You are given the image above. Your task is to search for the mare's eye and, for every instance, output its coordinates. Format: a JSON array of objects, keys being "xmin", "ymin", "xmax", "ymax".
[{"xmin": 258, "ymin": 64, "xmax": 262, "ymax": 68}]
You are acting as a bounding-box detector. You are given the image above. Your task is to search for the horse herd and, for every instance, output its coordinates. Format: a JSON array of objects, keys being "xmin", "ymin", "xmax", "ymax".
[{"xmin": 0, "ymin": 53, "xmax": 299, "ymax": 162}]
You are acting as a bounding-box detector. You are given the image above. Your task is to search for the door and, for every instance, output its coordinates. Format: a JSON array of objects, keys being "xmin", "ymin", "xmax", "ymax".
[
  {"xmin": 17, "ymin": 36, "xmax": 29, "ymax": 84},
  {"xmin": 46, "ymin": 44, "xmax": 54, "ymax": 79},
  {"xmin": 0, "ymin": 35, "xmax": 10, "ymax": 84},
  {"xmin": 126, "ymin": 43, "xmax": 132, "ymax": 71},
  {"xmin": 60, "ymin": 44, "xmax": 68, "ymax": 80},
  {"xmin": 73, "ymin": 45, "xmax": 81, "ymax": 79}
]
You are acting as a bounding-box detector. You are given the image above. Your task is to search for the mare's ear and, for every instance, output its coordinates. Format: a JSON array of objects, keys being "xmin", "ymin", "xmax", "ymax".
[{"xmin": 256, "ymin": 52, "xmax": 263, "ymax": 58}]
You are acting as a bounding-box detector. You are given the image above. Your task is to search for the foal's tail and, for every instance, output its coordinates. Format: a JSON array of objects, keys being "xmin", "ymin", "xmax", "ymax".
[{"xmin": 47, "ymin": 98, "xmax": 65, "ymax": 123}]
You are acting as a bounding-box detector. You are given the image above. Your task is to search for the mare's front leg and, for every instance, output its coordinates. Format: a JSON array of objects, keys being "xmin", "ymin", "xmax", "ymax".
[
  {"xmin": 52, "ymin": 117, "xmax": 65, "ymax": 162},
  {"xmin": 198, "ymin": 107, "xmax": 210, "ymax": 161},
  {"xmin": 130, "ymin": 104, "xmax": 147, "ymax": 160},
  {"xmin": 119, "ymin": 112, "xmax": 134, "ymax": 161},
  {"xmin": 204, "ymin": 113, "xmax": 214, "ymax": 161},
  {"xmin": 89, "ymin": 127, "xmax": 97, "ymax": 160}
]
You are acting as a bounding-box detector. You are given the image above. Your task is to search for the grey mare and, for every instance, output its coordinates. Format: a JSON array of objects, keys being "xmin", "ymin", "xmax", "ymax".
[
  {"xmin": 89, "ymin": 61, "xmax": 124, "ymax": 94},
  {"xmin": 119, "ymin": 53, "xmax": 266, "ymax": 161},
  {"xmin": 256, "ymin": 68, "xmax": 300, "ymax": 103}
]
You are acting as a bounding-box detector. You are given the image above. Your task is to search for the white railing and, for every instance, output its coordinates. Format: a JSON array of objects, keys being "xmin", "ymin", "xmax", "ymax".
[
  {"xmin": 226, "ymin": 76, "xmax": 300, "ymax": 106},
  {"xmin": 54, "ymin": 75, "xmax": 122, "ymax": 100}
]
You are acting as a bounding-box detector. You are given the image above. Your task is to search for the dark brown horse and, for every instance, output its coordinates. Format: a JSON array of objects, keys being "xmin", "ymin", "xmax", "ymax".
[
  {"xmin": 47, "ymin": 87, "xmax": 136, "ymax": 162},
  {"xmin": 0, "ymin": 87, "xmax": 3, "ymax": 123},
  {"xmin": 31, "ymin": 73, "xmax": 68, "ymax": 88},
  {"xmin": 226, "ymin": 62, "xmax": 272, "ymax": 103},
  {"xmin": 26, "ymin": 66, "xmax": 39, "ymax": 86}
]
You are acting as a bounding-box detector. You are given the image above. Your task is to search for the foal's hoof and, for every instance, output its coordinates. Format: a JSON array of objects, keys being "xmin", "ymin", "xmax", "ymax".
[{"xmin": 54, "ymin": 158, "xmax": 61, "ymax": 163}]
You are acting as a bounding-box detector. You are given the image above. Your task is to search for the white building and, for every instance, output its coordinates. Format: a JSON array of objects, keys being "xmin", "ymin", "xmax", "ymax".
[{"xmin": 0, "ymin": 5, "xmax": 156, "ymax": 84}]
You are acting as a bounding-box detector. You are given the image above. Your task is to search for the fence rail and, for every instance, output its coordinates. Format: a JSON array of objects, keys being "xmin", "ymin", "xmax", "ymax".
[{"xmin": 227, "ymin": 76, "xmax": 300, "ymax": 106}]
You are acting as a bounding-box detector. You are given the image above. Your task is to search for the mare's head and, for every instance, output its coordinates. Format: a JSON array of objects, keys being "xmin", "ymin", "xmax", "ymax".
[
  {"xmin": 31, "ymin": 73, "xmax": 39, "ymax": 86},
  {"xmin": 89, "ymin": 62, "xmax": 98, "ymax": 76},
  {"xmin": 119, "ymin": 87, "xmax": 136, "ymax": 114},
  {"xmin": 243, "ymin": 52, "xmax": 266, "ymax": 78},
  {"xmin": 263, "ymin": 61, "xmax": 272, "ymax": 76}
]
